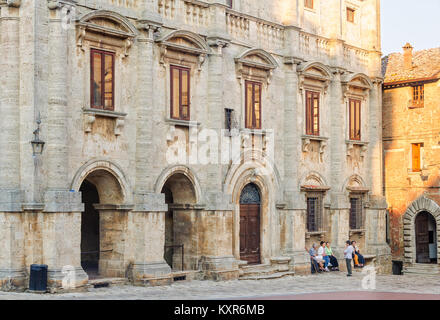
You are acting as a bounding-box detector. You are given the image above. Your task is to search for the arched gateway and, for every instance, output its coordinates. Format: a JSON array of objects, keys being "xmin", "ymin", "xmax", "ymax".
[{"xmin": 403, "ymin": 196, "xmax": 440, "ymax": 265}]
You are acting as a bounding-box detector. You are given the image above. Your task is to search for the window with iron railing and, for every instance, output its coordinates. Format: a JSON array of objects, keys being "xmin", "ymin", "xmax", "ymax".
[
  {"xmin": 349, "ymin": 196, "xmax": 364, "ymax": 230},
  {"xmin": 306, "ymin": 194, "xmax": 323, "ymax": 232}
]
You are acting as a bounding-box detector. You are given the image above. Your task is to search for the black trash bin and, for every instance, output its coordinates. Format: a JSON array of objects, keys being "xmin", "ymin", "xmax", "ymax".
[
  {"xmin": 392, "ymin": 260, "xmax": 403, "ymax": 275},
  {"xmin": 29, "ymin": 264, "xmax": 48, "ymax": 292}
]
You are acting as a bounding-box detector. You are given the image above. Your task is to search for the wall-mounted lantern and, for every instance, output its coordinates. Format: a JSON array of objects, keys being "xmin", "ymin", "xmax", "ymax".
[{"xmin": 31, "ymin": 116, "xmax": 45, "ymax": 156}]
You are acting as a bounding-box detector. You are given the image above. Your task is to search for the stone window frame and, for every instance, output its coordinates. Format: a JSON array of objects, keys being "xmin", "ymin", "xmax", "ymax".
[
  {"xmin": 156, "ymin": 30, "xmax": 210, "ymax": 127},
  {"xmin": 170, "ymin": 64, "xmax": 191, "ymax": 121},
  {"xmin": 90, "ymin": 48, "xmax": 115, "ymax": 112},
  {"xmin": 235, "ymin": 48, "xmax": 278, "ymax": 133},
  {"xmin": 76, "ymin": 10, "xmax": 138, "ymax": 135}
]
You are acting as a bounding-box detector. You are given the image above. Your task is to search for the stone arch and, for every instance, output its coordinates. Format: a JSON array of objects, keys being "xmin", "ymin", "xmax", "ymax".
[
  {"xmin": 77, "ymin": 9, "xmax": 138, "ymax": 37},
  {"xmin": 344, "ymin": 73, "xmax": 373, "ymax": 90},
  {"xmin": 235, "ymin": 48, "xmax": 279, "ymax": 70},
  {"xmin": 71, "ymin": 159, "xmax": 132, "ymax": 204},
  {"xmin": 342, "ymin": 174, "xmax": 368, "ymax": 192},
  {"xmin": 156, "ymin": 29, "xmax": 211, "ymax": 54},
  {"xmin": 154, "ymin": 165, "xmax": 202, "ymax": 204},
  {"xmin": 403, "ymin": 196, "xmax": 440, "ymax": 264},
  {"xmin": 298, "ymin": 61, "xmax": 333, "ymax": 80},
  {"xmin": 299, "ymin": 171, "xmax": 329, "ymax": 190},
  {"xmin": 224, "ymin": 155, "xmax": 281, "ymax": 264}
]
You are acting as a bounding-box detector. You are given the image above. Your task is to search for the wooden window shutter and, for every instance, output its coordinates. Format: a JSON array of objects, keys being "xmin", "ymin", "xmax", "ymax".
[{"xmin": 412, "ymin": 143, "xmax": 421, "ymax": 172}]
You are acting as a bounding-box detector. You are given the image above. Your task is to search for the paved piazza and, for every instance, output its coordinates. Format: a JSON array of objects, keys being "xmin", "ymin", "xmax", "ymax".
[{"xmin": 0, "ymin": 273, "xmax": 439, "ymax": 300}]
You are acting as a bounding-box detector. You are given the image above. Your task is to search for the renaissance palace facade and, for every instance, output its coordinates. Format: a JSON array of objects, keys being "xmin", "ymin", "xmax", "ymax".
[{"xmin": 0, "ymin": 0, "xmax": 389, "ymax": 290}]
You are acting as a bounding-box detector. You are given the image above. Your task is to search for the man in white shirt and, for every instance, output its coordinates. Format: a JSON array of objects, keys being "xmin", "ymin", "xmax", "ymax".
[{"xmin": 343, "ymin": 240, "xmax": 354, "ymax": 277}]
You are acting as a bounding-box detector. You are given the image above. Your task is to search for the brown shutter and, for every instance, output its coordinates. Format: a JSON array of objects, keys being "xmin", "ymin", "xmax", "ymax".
[{"xmin": 412, "ymin": 143, "xmax": 421, "ymax": 172}]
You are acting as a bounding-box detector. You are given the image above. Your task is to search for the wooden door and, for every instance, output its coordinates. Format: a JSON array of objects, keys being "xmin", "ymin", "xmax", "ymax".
[
  {"xmin": 240, "ymin": 204, "xmax": 261, "ymax": 264},
  {"xmin": 416, "ymin": 212, "xmax": 430, "ymax": 263}
]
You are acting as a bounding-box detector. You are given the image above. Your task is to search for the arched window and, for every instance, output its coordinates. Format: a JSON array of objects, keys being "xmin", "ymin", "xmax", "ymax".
[{"xmin": 240, "ymin": 183, "xmax": 261, "ymax": 204}]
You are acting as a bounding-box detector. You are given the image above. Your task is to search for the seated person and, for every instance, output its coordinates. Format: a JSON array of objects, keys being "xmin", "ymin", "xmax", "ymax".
[
  {"xmin": 307, "ymin": 244, "xmax": 324, "ymax": 273},
  {"xmin": 351, "ymin": 241, "xmax": 365, "ymax": 268},
  {"xmin": 318, "ymin": 241, "xmax": 330, "ymax": 272},
  {"xmin": 325, "ymin": 241, "xmax": 339, "ymax": 271}
]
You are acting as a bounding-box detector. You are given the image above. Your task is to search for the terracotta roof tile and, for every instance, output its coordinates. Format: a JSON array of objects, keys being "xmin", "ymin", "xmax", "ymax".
[{"xmin": 382, "ymin": 47, "xmax": 440, "ymax": 84}]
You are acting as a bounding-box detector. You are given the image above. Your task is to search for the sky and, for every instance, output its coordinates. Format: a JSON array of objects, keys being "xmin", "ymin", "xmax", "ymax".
[{"xmin": 381, "ymin": 0, "xmax": 440, "ymax": 56}]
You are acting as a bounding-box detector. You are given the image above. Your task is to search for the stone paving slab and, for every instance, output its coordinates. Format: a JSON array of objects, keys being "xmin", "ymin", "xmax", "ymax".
[{"xmin": 0, "ymin": 273, "xmax": 439, "ymax": 300}]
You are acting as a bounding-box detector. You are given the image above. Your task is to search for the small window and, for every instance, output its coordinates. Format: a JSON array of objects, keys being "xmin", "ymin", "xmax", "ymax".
[
  {"xmin": 349, "ymin": 99, "xmax": 361, "ymax": 141},
  {"xmin": 91, "ymin": 49, "xmax": 115, "ymax": 111},
  {"xmin": 307, "ymin": 194, "xmax": 322, "ymax": 232},
  {"xmin": 225, "ymin": 0, "xmax": 232, "ymax": 8},
  {"xmin": 349, "ymin": 196, "xmax": 363, "ymax": 230},
  {"xmin": 305, "ymin": 0, "xmax": 314, "ymax": 9},
  {"xmin": 170, "ymin": 65, "xmax": 190, "ymax": 120},
  {"xmin": 347, "ymin": 7, "xmax": 355, "ymax": 23},
  {"xmin": 306, "ymin": 91, "xmax": 320, "ymax": 136},
  {"xmin": 245, "ymin": 81, "xmax": 262, "ymax": 129},
  {"xmin": 411, "ymin": 143, "xmax": 423, "ymax": 172},
  {"xmin": 412, "ymin": 85, "xmax": 424, "ymax": 107}
]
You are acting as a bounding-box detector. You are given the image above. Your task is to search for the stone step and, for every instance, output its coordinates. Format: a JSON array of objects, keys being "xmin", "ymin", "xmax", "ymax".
[
  {"xmin": 239, "ymin": 263, "xmax": 271, "ymax": 271},
  {"xmin": 239, "ymin": 264, "xmax": 278, "ymax": 277},
  {"xmin": 239, "ymin": 271, "xmax": 295, "ymax": 281},
  {"xmin": 87, "ymin": 277, "xmax": 127, "ymax": 288},
  {"xmin": 241, "ymin": 268, "xmax": 278, "ymax": 277}
]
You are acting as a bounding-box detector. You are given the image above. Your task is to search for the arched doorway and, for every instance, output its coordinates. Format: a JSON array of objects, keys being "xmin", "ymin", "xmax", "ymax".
[
  {"xmin": 239, "ymin": 183, "xmax": 261, "ymax": 265},
  {"xmin": 79, "ymin": 169, "xmax": 125, "ymax": 278},
  {"xmin": 415, "ymin": 211, "xmax": 438, "ymax": 264},
  {"xmin": 160, "ymin": 173, "xmax": 197, "ymax": 270}
]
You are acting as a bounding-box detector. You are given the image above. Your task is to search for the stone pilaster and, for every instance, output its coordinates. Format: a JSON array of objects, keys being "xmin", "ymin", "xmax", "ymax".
[
  {"xmin": 130, "ymin": 194, "xmax": 172, "ymax": 285},
  {"xmin": 45, "ymin": 1, "xmax": 70, "ymax": 190},
  {"xmin": 135, "ymin": 20, "xmax": 161, "ymax": 192},
  {"xmin": 0, "ymin": 1, "xmax": 26, "ymax": 291},
  {"xmin": 41, "ymin": 2, "xmax": 88, "ymax": 289},
  {"xmin": 328, "ymin": 70, "xmax": 350, "ymax": 255},
  {"xmin": 0, "ymin": 3, "xmax": 21, "ymax": 191}
]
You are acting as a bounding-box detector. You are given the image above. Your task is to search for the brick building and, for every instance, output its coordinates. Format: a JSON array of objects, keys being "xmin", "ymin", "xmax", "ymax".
[
  {"xmin": 0, "ymin": 0, "xmax": 389, "ymax": 291},
  {"xmin": 383, "ymin": 44, "xmax": 440, "ymax": 274}
]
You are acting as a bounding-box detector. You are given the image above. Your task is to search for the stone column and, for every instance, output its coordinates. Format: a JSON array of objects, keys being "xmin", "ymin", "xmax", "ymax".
[
  {"xmin": 0, "ymin": 1, "xmax": 26, "ymax": 291},
  {"xmin": 43, "ymin": 1, "xmax": 87, "ymax": 289},
  {"xmin": 329, "ymin": 70, "xmax": 350, "ymax": 258},
  {"xmin": 281, "ymin": 58, "xmax": 309, "ymax": 271},
  {"xmin": 366, "ymin": 79, "xmax": 391, "ymax": 273},
  {"xmin": 196, "ymin": 35, "xmax": 238, "ymax": 280},
  {"xmin": 130, "ymin": 17, "xmax": 173, "ymax": 285},
  {"xmin": 130, "ymin": 195, "xmax": 172, "ymax": 285}
]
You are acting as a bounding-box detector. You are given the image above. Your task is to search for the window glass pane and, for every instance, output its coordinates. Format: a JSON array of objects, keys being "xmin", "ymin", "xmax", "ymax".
[
  {"xmin": 306, "ymin": 92, "xmax": 312, "ymax": 135},
  {"xmin": 350, "ymin": 100, "xmax": 355, "ymax": 139},
  {"xmin": 104, "ymin": 54, "xmax": 113, "ymax": 110},
  {"xmin": 313, "ymin": 95, "xmax": 319, "ymax": 135},
  {"xmin": 355, "ymin": 101, "xmax": 361, "ymax": 140},
  {"xmin": 181, "ymin": 70, "xmax": 189, "ymax": 119},
  {"xmin": 246, "ymin": 82, "xmax": 253, "ymax": 128},
  {"xmin": 254, "ymin": 84, "xmax": 261, "ymax": 129},
  {"xmin": 92, "ymin": 52, "xmax": 102, "ymax": 107},
  {"xmin": 172, "ymin": 68, "xmax": 180, "ymax": 118}
]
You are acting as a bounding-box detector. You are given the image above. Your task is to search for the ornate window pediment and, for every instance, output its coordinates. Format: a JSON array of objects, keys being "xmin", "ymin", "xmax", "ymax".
[
  {"xmin": 76, "ymin": 10, "xmax": 138, "ymax": 57},
  {"xmin": 235, "ymin": 48, "xmax": 278, "ymax": 83},
  {"xmin": 156, "ymin": 30, "xmax": 210, "ymax": 71},
  {"xmin": 341, "ymin": 73, "xmax": 372, "ymax": 101},
  {"xmin": 297, "ymin": 61, "xmax": 332, "ymax": 93}
]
